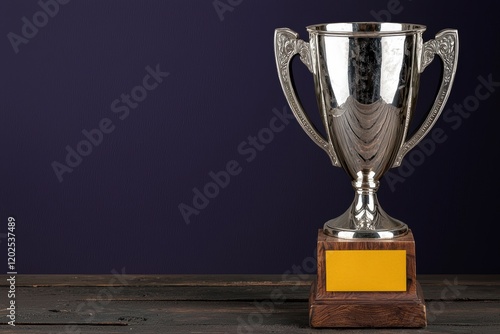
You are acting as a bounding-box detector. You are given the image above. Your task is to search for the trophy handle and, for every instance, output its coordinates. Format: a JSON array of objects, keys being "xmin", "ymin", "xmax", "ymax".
[
  {"xmin": 393, "ymin": 29, "xmax": 459, "ymax": 167},
  {"xmin": 274, "ymin": 28, "xmax": 340, "ymax": 167}
]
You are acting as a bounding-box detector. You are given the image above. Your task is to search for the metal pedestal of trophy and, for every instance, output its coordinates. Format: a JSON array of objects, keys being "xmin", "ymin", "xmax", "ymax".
[{"xmin": 274, "ymin": 22, "xmax": 458, "ymax": 327}]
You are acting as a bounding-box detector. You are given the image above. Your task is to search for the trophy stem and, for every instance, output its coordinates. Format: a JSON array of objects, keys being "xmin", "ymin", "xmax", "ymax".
[{"xmin": 323, "ymin": 173, "xmax": 408, "ymax": 239}]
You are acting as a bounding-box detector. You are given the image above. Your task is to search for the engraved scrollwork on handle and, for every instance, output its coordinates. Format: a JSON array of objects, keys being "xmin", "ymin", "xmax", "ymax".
[
  {"xmin": 297, "ymin": 40, "xmax": 313, "ymax": 73},
  {"xmin": 421, "ymin": 33, "xmax": 456, "ymax": 76},
  {"xmin": 276, "ymin": 32, "xmax": 313, "ymax": 77},
  {"xmin": 274, "ymin": 28, "xmax": 339, "ymax": 166},
  {"xmin": 393, "ymin": 29, "xmax": 458, "ymax": 167}
]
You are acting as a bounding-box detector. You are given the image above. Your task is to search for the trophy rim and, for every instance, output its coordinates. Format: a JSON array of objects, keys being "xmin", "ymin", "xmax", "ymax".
[{"xmin": 306, "ymin": 22, "xmax": 426, "ymax": 36}]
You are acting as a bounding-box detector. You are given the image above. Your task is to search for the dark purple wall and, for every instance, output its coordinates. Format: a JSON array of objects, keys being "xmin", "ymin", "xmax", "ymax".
[{"xmin": 1, "ymin": 0, "xmax": 499, "ymax": 274}]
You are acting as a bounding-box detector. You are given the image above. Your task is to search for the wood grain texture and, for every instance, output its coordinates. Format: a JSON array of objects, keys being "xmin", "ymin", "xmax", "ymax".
[{"xmin": 0, "ymin": 274, "xmax": 498, "ymax": 333}]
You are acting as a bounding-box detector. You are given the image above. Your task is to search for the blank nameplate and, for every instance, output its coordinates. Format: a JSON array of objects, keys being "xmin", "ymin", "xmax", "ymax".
[{"xmin": 325, "ymin": 250, "xmax": 407, "ymax": 292}]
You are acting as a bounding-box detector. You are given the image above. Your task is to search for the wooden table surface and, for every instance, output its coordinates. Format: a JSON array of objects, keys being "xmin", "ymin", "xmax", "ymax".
[{"xmin": 1, "ymin": 274, "xmax": 499, "ymax": 333}]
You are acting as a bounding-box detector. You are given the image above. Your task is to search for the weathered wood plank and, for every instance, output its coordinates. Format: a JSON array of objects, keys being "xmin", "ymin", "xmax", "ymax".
[
  {"xmin": 1, "ymin": 304, "xmax": 500, "ymax": 333},
  {"xmin": 6, "ymin": 325, "xmax": 500, "ymax": 334},
  {"xmin": 0, "ymin": 274, "xmax": 314, "ymax": 287},
  {"xmin": 2, "ymin": 274, "xmax": 498, "ymax": 287},
  {"xmin": 1, "ymin": 299, "xmax": 500, "ymax": 326},
  {"xmin": 1, "ymin": 285, "xmax": 309, "ymax": 302},
  {"xmin": 1, "ymin": 282, "xmax": 497, "ymax": 303},
  {"xmin": 1, "ymin": 324, "xmax": 499, "ymax": 334},
  {"xmin": 1, "ymin": 324, "xmax": 500, "ymax": 334},
  {"xmin": 0, "ymin": 275, "xmax": 498, "ymax": 333}
]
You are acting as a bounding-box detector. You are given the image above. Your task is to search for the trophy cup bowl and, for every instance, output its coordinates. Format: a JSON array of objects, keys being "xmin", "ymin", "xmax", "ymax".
[{"xmin": 274, "ymin": 22, "xmax": 458, "ymax": 239}]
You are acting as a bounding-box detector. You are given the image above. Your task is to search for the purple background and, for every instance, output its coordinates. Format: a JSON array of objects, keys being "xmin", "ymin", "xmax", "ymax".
[{"xmin": 1, "ymin": 0, "xmax": 499, "ymax": 274}]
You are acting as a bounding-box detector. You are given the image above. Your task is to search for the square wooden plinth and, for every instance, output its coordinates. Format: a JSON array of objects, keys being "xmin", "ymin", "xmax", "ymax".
[{"xmin": 309, "ymin": 229, "xmax": 427, "ymax": 328}]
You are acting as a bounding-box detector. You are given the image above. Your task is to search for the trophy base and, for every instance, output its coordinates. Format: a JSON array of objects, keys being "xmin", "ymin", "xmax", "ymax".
[{"xmin": 309, "ymin": 229, "xmax": 426, "ymax": 328}]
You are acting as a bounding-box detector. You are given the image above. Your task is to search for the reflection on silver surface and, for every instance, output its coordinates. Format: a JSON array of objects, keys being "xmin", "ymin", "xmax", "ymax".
[{"xmin": 274, "ymin": 22, "xmax": 458, "ymax": 239}]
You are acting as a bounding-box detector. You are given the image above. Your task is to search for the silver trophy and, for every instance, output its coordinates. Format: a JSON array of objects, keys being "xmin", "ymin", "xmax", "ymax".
[{"xmin": 274, "ymin": 22, "xmax": 458, "ymax": 239}]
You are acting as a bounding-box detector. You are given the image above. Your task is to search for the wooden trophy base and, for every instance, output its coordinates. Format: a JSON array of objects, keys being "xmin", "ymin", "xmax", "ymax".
[{"xmin": 309, "ymin": 229, "xmax": 426, "ymax": 328}]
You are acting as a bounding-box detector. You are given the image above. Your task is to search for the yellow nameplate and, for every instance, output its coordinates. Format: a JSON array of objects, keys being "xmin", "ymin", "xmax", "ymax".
[{"xmin": 325, "ymin": 250, "xmax": 406, "ymax": 292}]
